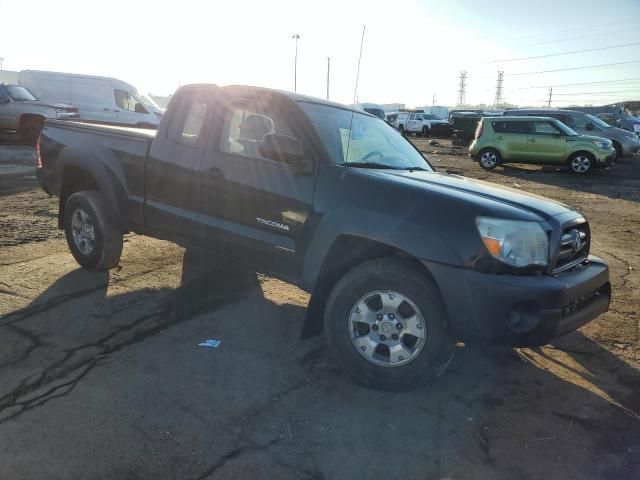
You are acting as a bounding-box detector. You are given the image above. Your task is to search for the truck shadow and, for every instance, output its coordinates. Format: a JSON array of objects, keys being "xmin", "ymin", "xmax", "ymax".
[
  {"xmin": 489, "ymin": 155, "xmax": 640, "ymax": 204},
  {"xmin": 1, "ymin": 251, "xmax": 638, "ymax": 479}
]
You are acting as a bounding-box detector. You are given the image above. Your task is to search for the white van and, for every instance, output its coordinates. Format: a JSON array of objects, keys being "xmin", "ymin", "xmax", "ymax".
[{"xmin": 19, "ymin": 70, "xmax": 162, "ymax": 128}]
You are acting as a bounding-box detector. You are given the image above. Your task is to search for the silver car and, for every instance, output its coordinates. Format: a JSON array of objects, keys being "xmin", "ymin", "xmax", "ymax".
[{"xmin": 504, "ymin": 108, "xmax": 640, "ymax": 159}]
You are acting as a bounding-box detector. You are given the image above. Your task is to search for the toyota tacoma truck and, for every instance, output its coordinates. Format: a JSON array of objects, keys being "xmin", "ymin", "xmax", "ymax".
[
  {"xmin": 0, "ymin": 84, "xmax": 79, "ymax": 145},
  {"xmin": 36, "ymin": 84, "xmax": 611, "ymax": 390}
]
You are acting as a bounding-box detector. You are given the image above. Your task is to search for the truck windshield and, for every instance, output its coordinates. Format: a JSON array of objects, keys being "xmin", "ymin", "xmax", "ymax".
[
  {"xmin": 6, "ymin": 86, "xmax": 37, "ymax": 101},
  {"xmin": 300, "ymin": 102, "xmax": 432, "ymax": 171}
]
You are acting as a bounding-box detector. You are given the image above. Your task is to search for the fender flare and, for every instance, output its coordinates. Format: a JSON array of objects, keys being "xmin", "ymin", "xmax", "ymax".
[{"xmin": 56, "ymin": 144, "xmax": 128, "ymax": 229}]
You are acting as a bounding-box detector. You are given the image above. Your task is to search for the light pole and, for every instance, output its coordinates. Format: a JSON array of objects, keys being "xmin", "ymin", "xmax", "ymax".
[
  {"xmin": 0, "ymin": 58, "xmax": 4, "ymax": 71},
  {"xmin": 292, "ymin": 34, "xmax": 300, "ymax": 92},
  {"xmin": 326, "ymin": 57, "xmax": 330, "ymax": 100}
]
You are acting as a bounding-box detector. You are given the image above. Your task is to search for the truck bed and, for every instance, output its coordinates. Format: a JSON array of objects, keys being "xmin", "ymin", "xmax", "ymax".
[{"xmin": 45, "ymin": 120, "xmax": 157, "ymax": 140}]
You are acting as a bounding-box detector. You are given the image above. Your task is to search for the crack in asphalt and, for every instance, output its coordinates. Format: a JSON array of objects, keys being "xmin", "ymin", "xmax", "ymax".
[
  {"xmin": 194, "ymin": 437, "xmax": 283, "ymax": 480},
  {"xmin": 0, "ymin": 280, "xmax": 256, "ymax": 425}
]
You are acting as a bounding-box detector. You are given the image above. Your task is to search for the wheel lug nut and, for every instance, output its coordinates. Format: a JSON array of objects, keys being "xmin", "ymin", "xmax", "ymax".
[
  {"xmin": 379, "ymin": 334, "xmax": 386, "ymax": 341},
  {"xmin": 391, "ymin": 334, "xmax": 398, "ymax": 340},
  {"xmin": 396, "ymin": 323, "xmax": 403, "ymax": 330},
  {"xmin": 376, "ymin": 314, "xmax": 383, "ymax": 320},
  {"xmin": 372, "ymin": 324, "xmax": 379, "ymax": 331},
  {"xmin": 389, "ymin": 313, "xmax": 395, "ymax": 320}
]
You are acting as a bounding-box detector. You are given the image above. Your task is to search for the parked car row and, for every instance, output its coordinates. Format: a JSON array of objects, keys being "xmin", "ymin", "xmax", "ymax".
[
  {"xmin": 0, "ymin": 70, "xmax": 164, "ymax": 144},
  {"xmin": 392, "ymin": 111, "xmax": 452, "ymax": 137}
]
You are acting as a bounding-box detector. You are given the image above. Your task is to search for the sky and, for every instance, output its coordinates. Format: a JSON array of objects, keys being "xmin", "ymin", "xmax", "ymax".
[{"xmin": 1, "ymin": 0, "xmax": 639, "ymax": 108}]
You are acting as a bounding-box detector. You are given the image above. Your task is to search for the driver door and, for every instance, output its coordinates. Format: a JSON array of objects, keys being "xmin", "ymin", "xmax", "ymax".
[{"xmin": 196, "ymin": 96, "xmax": 316, "ymax": 279}]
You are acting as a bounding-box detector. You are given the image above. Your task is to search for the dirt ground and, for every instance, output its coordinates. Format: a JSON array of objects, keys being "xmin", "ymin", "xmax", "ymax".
[{"xmin": 0, "ymin": 139, "xmax": 638, "ymax": 480}]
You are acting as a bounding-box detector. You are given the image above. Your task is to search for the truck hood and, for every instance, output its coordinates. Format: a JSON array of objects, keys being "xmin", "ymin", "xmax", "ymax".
[{"xmin": 363, "ymin": 169, "xmax": 574, "ymax": 218}]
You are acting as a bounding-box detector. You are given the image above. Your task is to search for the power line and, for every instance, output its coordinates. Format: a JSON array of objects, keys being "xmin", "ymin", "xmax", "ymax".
[
  {"xmin": 508, "ymin": 19, "xmax": 640, "ymax": 42},
  {"xmin": 551, "ymin": 89, "xmax": 640, "ymax": 96},
  {"xmin": 504, "ymin": 76, "xmax": 640, "ymax": 91},
  {"xmin": 514, "ymin": 26, "xmax": 640, "ymax": 48},
  {"xmin": 477, "ymin": 41, "xmax": 640, "ymax": 64},
  {"xmin": 506, "ymin": 59, "xmax": 640, "ymax": 76}
]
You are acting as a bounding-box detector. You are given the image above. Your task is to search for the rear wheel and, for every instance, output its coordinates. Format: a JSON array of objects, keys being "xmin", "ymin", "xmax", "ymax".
[
  {"xmin": 398, "ymin": 125, "xmax": 405, "ymax": 135},
  {"xmin": 324, "ymin": 258, "xmax": 455, "ymax": 390},
  {"xmin": 478, "ymin": 148, "xmax": 500, "ymax": 170},
  {"xmin": 568, "ymin": 152, "xmax": 594, "ymax": 174},
  {"xmin": 63, "ymin": 191, "xmax": 123, "ymax": 270}
]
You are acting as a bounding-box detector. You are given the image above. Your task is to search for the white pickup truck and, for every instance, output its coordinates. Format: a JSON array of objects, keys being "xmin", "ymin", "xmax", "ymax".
[{"xmin": 393, "ymin": 112, "xmax": 450, "ymax": 137}]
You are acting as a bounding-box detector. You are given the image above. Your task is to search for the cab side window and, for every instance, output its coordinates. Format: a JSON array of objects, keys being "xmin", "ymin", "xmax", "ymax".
[
  {"xmin": 115, "ymin": 89, "xmax": 138, "ymax": 112},
  {"xmin": 166, "ymin": 94, "xmax": 209, "ymax": 147},
  {"xmin": 219, "ymin": 103, "xmax": 294, "ymax": 161}
]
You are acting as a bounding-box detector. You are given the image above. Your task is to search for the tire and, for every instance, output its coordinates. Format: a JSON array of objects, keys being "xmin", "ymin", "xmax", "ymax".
[
  {"xmin": 324, "ymin": 258, "xmax": 455, "ymax": 391},
  {"xmin": 398, "ymin": 125, "xmax": 405, "ymax": 135},
  {"xmin": 422, "ymin": 126, "xmax": 430, "ymax": 138},
  {"xmin": 63, "ymin": 191, "xmax": 123, "ymax": 270},
  {"xmin": 478, "ymin": 148, "xmax": 500, "ymax": 170},
  {"xmin": 568, "ymin": 152, "xmax": 594, "ymax": 174},
  {"xmin": 612, "ymin": 141, "xmax": 622, "ymax": 160},
  {"xmin": 19, "ymin": 119, "xmax": 43, "ymax": 147}
]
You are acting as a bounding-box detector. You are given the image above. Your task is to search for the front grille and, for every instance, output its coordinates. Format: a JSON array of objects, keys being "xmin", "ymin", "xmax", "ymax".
[{"xmin": 553, "ymin": 222, "xmax": 590, "ymax": 273}]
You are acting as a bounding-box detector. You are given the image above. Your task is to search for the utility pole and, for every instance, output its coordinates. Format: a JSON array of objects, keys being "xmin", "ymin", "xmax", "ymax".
[
  {"xmin": 292, "ymin": 34, "xmax": 300, "ymax": 92},
  {"xmin": 432, "ymin": 93, "xmax": 436, "ymax": 106},
  {"xmin": 0, "ymin": 57, "xmax": 4, "ymax": 71},
  {"xmin": 494, "ymin": 70, "xmax": 504, "ymax": 108},
  {"xmin": 457, "ymin": 71, "xmax": 467, "ymax": 107},
  {"xmin": 547, "ymin": 87, "xmax": 553, "ymax": 108},
  {"xmin": 326, "ymin": 57, "xmax": 330, "ymax": 100}
]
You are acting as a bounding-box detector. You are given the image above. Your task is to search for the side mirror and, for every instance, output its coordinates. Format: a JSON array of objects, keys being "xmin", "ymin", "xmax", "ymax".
[
  {"xmin": 585, "ymin": 123, "xmax": 595, "ymax": 131},
  {"xmin": 134, "ymin": 102, "xmax": 147, "ymax": 114},
  {"xmin": 259, "ymin": 133, "xmax": 307, "ymax": 171}
]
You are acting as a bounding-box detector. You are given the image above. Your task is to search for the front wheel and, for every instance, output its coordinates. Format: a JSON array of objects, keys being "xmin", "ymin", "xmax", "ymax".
[
  {"xmin": 63, "ymin": 191, "xmax": 123, "ymax": 270},
  {"xmin": 422, "ymin": 126, "xmax": 430, "ymax": 137},
  {"xmin": 568, "ymin": 152, "xmax": 594, "ymax": 174},
  {"xmin": 20, "ymin": 119, "xmax": 43, "ymax": 147},
  {"xmin": 324, "ymin": 258, "xmax": 455, "ymax": 390}
]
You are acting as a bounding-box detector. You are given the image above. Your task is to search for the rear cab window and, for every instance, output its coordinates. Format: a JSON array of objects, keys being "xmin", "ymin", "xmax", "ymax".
[{"xmin": 166, "ymin": 93, "xmax": 209, "ymax": 147}]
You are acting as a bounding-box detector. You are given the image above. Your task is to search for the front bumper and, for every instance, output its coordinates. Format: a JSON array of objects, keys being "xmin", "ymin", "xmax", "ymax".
[{"xmin": 423, "ymin": 256, "xmax": 610, "ymax": 346}]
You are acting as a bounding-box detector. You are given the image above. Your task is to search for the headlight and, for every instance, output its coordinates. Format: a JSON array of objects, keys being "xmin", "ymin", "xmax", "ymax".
[
  {"xmin": 592, "ymin": 139, "xmax": 611, "ymax": 149},
  {"xmin": 476, "ymin": 217, "xmax": 549, "ymax": 267}
]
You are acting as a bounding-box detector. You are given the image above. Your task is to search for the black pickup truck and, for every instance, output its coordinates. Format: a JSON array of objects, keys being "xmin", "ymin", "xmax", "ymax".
[{"xmin": 36, "ymin": 84, "xmax": 611, "ymax": 390}]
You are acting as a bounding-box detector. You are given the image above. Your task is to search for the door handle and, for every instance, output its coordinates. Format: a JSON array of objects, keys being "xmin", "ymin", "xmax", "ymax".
[
  {"xmin": 528, "ymin": 139, "xmax": 536, "ymax": 143},
  {"xmin": 103, "ymin": 108, "xmax": 110, "ymax": 111},
  {"xmin": 495, "ymin": 136, "xmax": 503, "ymax": 140}
]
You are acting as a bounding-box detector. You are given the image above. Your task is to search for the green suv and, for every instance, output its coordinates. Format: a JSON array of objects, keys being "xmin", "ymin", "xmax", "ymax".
[{"xmin": 469, "ymin": 116, "xmax": 615, "ymax": 174}]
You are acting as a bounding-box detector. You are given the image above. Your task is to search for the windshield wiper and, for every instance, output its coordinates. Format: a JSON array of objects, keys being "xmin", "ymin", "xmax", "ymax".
[{"xmin": 345, "ymin": 162, "xmax": 406, "ymax": 170}]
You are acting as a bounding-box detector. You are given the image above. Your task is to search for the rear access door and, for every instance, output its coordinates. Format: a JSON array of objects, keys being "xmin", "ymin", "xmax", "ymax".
[{"xmin": 144, "ymin": 87, "xmax": 215, "ymax": 240}]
